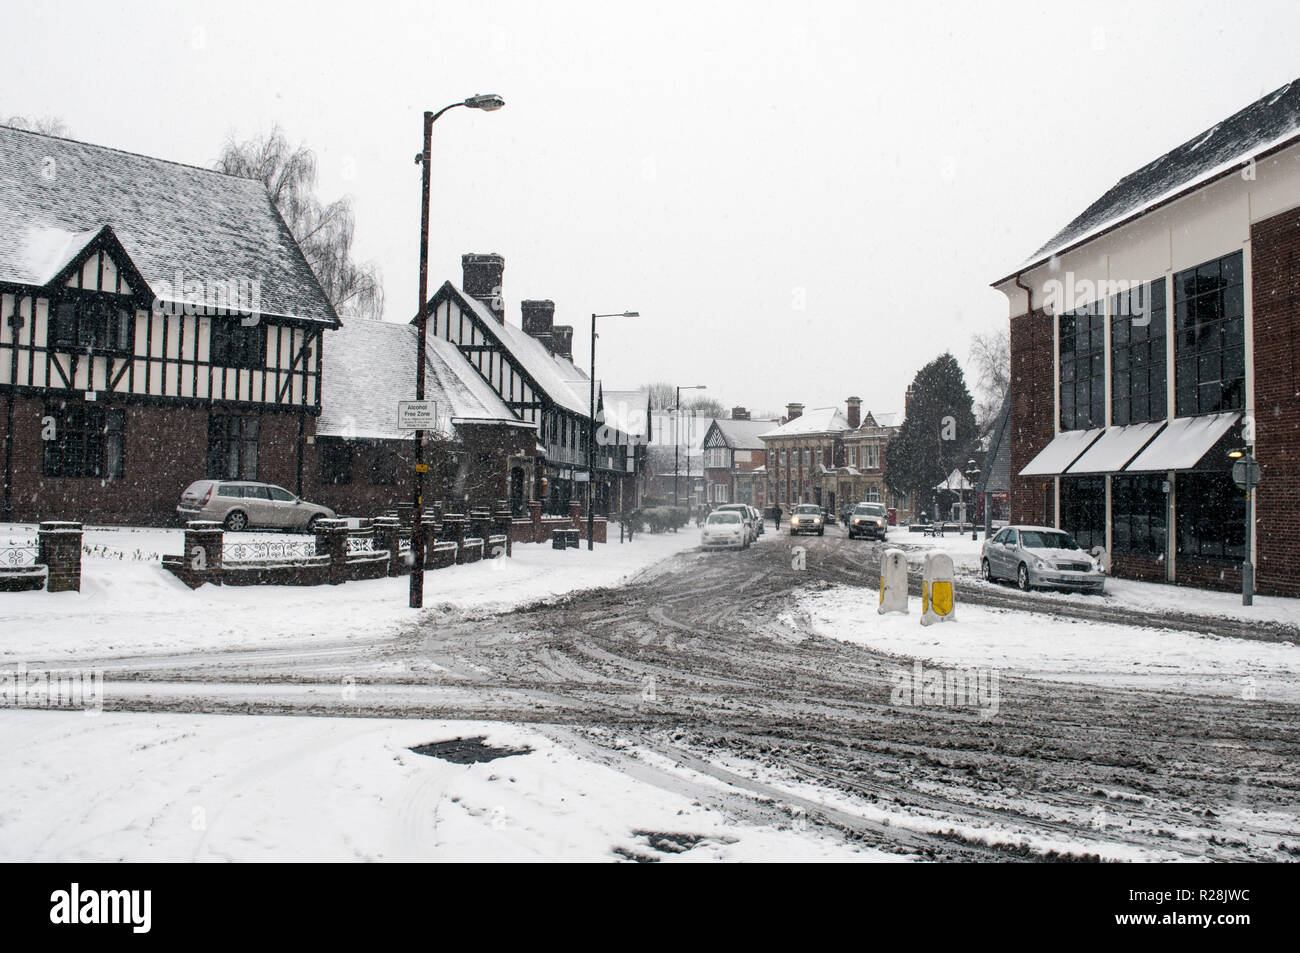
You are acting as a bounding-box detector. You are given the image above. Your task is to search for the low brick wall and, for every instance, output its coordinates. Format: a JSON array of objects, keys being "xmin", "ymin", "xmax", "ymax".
[{"xmin": 221, "ymin": 557, "xmax": 332, "ymax": 587}]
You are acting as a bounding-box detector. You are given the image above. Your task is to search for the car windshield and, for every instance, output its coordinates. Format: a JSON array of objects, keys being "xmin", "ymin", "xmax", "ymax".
[
  {"xmin": 855, "ymin": 505, "xmax": 885, "ymax": 516},
  {"xmin": 707, "ymin": 513, "xmax": 740, "ymax": 524},
  {"xmin": 794, "ymin": 505, "xmax": 820, "ymax": 514},
  {"xmin": 1020, "ymin": 530, "xmax": 1079, "ymax": 550}
]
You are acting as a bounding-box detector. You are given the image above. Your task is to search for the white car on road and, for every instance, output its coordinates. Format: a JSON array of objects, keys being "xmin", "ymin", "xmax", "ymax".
[{"xmin": 701, "ymin": 511, "xmax": 748, "ymax": 550}]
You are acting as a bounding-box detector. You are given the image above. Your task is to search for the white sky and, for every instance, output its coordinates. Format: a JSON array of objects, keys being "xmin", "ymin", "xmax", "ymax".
[{"xmin": 5, "ymin": 0, "xmax": 1299, "ymax": 418}]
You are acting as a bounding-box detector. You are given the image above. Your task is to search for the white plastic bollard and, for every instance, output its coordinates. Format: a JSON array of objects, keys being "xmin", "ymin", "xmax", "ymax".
[
  {"xmin": 878, "ymin": 548, "xmax": 908, "ymax": 614},
  {"xmin": 920, "ymin": 550, "xmax": 956, "ymax": 626}
]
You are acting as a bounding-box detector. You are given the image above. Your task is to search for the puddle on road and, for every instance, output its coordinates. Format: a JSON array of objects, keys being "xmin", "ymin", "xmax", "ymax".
[{"xmin": 410, "ymin": 736, "xmax": 533, "ymax": 764}]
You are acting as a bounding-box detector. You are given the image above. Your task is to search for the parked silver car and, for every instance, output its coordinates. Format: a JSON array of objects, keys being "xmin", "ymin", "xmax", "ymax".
[
  {"xmin": 177, "ymin": 480, "xmax": 335, "ymax": 532},
  {"xmin": 981, "ymin": 525, "xmax": 1105, "ymax": 593}
]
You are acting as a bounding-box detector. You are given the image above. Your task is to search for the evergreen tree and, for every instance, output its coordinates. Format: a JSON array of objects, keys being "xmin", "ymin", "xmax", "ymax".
[{"xmin": 885, "ymin": 353, "xmax": 978, "ymax": 511}]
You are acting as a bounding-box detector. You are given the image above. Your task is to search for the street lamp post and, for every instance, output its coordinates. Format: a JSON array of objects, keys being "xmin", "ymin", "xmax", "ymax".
[
  {"xmin": 965, "ymin": 459, "xmax": 980, "ymax": 541},
  {"xmin": 588, "ymin": 311, "xmax": 638, "ymax": 551},
  {"xmin": 673, "ymin": 385, "xmax": 707, "ymax": 513},
  {"xmin": 1228, "ymin": 446, "xmax": 1260, "ymax": 607},
  {"xmin": 409, "ymin": 94, "xmax": 504, "ymax": 609}
]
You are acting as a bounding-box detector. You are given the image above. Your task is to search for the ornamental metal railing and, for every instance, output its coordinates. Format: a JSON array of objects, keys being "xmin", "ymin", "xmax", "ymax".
[
  {"xmin": 221, "ymin": 539, "xmax": 317, "ymax": 563},
  {"xmin": 0, "ymin": 544, "xmax": 38, "ymax": 568},
  {"xmin": 346, "ymin": 534, "xmax": 376, "ymax": 555}
]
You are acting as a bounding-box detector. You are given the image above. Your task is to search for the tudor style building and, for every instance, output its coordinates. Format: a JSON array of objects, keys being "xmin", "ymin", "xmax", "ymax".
[
  {"xmin": 701, "ymin": 409, "xmax": 777, "ymax": 507},
  {"xmin": 0, "ymin": 125, "xmax": 336, "ymax": 525},
  {"xmin": 421, "ymin": 255, "xmax": 644, "ymax": 517},
  {"xmin": 993, "ymin": 78, "xmax": 1300, "ymax": 596}
]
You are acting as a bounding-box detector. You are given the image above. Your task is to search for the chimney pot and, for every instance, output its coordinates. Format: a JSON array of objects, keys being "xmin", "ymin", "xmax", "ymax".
[
  {"xmin": 846, "ymin": 396, "xmax": 862, "ymax": 430},
  {"xmin": 785, "ymin": 402, "xmax": 804, "ymax": 422},
  {"xmin": 462, "ymin": 253, "xmax": 505, "ymax": 322},
  {"xmin": 551, "ymin": 325, "xmax": 574, "ymax": 360},
  {"xmin": 731, "ymin": 406, "xmax": 750, "ymax": 420}
]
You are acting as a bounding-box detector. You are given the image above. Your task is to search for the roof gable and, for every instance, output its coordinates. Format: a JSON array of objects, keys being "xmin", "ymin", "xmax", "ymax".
[{"xmin": 0, "ymin": 125, "xmax": 338, "ymax": 325}]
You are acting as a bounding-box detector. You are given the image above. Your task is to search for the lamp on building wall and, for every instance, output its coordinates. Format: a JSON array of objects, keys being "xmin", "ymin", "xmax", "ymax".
[{"xmin": 409, "ymin": 94, "xmax": 504, "ymax": 609}]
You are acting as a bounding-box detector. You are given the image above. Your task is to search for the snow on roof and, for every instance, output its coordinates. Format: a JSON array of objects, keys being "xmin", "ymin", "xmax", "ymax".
[
  {"xmin": 0, "ymin": 124, "xmax": 338, "ymax": 325},
  {"xmin": 602, "ymin": 389, "xmax": 651, "ymax": 439},
  {"xmin": 710, "ymin": 417, "xmax": 780, "ymax": 449},
  {"xmin": 317, "ymin": 319, "xmax": 525, "ymax": 440},
  {"xmin": 760, "ymin": 406, "xmax": 851, "ymax": 439},
  {"xmin": 1125, "ymin": 412, "xmax": 1240, "ymax": 472},
  {"xmin": 1065, "ymin": 421, "xmax": 1166, "ymax": 475},
  {"xmin": 437, "ymin": 283, "xmax": 591, "ymax": 417},
  {"xmin": 1019, "ymin": 428, "xmax": 1104, "ymax": 477},
  {"xmin": 997, "ymin": 79, "xmax": 1300, "ymax": 283},
  {"xmin": 935, "ymin": 468, "xmax": 973, "ymax": 491}
]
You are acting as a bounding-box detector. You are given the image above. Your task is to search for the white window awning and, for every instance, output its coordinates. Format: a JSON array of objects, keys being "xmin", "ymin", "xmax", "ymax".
[
  {"xmin": 1124, "ymin": 412, "xmax": 1241, "ymax": 472},
  {"xmin": 1064, "ymin": 421, "xmax": 1166, "ymax": 474},
  {"xmin": 1018, "ymin": 428, "xmax": 1103, "ymax": 477}
]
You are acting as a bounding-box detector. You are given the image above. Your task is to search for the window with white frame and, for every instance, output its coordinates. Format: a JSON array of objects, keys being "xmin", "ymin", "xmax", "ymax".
[{"xmin": 847, "ymin": 447, "xmax": 856, "ymax": 467}]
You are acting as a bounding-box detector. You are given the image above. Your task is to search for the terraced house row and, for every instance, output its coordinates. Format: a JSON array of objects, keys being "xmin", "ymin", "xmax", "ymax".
[
  {"xmin": 0, "ymin": 125, "xmax": 647, "ymax": 526},
  {"xmin": 994, "ymin": 79, "xmax": 1300, "ymax": 596}
]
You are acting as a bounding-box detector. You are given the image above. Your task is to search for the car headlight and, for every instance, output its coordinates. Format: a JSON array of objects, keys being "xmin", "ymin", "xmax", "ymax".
[
  {"xmin": 1034, "ymin": 558, "xmax": 1047, "ymax": 570},
  {"xmin": 853, "ymin": 518, "xmax": 862, "ymax": 525},
  {"xmin": 813, "ymin": 517, "xmax": 821, "ymax": 524}
]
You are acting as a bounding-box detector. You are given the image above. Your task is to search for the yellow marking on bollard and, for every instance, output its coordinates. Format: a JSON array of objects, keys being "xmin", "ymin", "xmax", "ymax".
[{"xmin": 931, "ymin": 580, "xmax": 953, "ymax": 616}]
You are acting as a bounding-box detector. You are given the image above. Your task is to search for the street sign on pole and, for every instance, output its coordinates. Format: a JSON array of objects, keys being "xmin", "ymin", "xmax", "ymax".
[
  {"xmin": 398, "ymin": 400, "xmax": 436, "ymax": 431},
  {"xmin": 1232, "ymin": 458, "xmax": 1261, "ymax": 490}
]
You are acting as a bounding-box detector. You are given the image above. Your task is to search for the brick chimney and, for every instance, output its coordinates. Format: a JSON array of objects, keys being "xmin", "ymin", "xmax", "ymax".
[
  {"xmin": 521, "ymin": 299, "xmax": 555, "ymax": 351},
  {"xmin": 731, "ymin": 406, "xmax": 750, "ymax": 420},
  {"xmin": 846, "ymin": 396, "xmax": 862, "ymax": 430},
  {"xmin": 551, "ymin": 325, "xmax": 574, "ymax": 360},
  {"xmin": 462, "ymin": 253, "xmax": 505, "ymax": 322},
  {"xmin": 785, "ymin": 402, "xmax": 804, "ymax": 423}
]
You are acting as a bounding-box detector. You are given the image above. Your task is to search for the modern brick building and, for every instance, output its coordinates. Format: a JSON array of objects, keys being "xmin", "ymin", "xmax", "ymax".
[
  {"xmin": 992, "ymin": 79, "xmax": 1300, "ymax": 595},
  {"xmin": 0, "ymin": 124, "xmax": 337, "ymax": 525}
]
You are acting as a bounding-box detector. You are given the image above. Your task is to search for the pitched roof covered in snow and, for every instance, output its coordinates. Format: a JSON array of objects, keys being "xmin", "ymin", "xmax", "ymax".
[
  {"xmin": 760, "ymin": 406, "xmax": 851, "ymax": 439},
  {"xmin": 707, "ymin": 417, "xmax": 780, "ymax": 449},
  {"xmin": 601, "ymin": 389, "xmax": 652, "ymax": 440},
  {"xmin": 317, "ymin": 319, "xmax": 526, "ymax": 440},
  {"xmin": 997, "ymin": 79, "xmax": 1300, "ymax": 282},
  {"xmin": 0, "ymin": 124, "xmax": 338, "ymax": 325},
  {"xmin": 431, "ymin": 282, "xmax": 592, "ymax": 417}
]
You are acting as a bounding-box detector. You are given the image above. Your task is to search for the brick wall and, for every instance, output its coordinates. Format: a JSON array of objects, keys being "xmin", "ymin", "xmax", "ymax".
[
  {"xmin": 1009, "ymin": 307, "xmax": 1055, "ymax": 525},
  {"xmin": 1250, "ymin": 206, "xmax": 1300, "ymax": 598},
  {"xmin": 1, "ymin": 395, "xmax": 308, "ymax": 525}
]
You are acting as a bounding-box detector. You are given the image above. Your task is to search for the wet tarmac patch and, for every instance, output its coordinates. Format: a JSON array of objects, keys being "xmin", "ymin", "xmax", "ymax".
[{"xmin": 410, "ymin": 736, "xmax": 533, "ymax": 764}]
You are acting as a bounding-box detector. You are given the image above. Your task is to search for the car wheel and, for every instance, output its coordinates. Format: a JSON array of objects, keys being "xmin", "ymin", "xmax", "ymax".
[
  {"xmin": 306, "ymin": 515, "xmax": 322, "ymax": 534},
  {"xmin": 1017, "ymin": 563, "xmax": 1031, "ymax": 591},
  {"xmin": 818, "ymin": 528, "xmax": 824, "ymax": 536},
  {"xmin": 981, "ymin": 557, "xmax": 993, "ymax": 582},
  {"xmin": 224, "ymin": 510, "xmax": 248, "ymax": 532}
]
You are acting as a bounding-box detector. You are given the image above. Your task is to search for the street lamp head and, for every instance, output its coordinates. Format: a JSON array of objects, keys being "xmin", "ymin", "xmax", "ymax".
[
  {"xmin": 622, "ymin": 311, "xmax": 640, "ymax": 318},
  {"xmin": 465, "ymin": 93, "xmax": 505, "ymax": 111}
]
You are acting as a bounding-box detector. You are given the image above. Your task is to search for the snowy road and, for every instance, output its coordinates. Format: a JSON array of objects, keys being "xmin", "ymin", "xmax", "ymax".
[{"xmin": 6, "ymin": 528, "xmax": 1300, "ymax": 861}]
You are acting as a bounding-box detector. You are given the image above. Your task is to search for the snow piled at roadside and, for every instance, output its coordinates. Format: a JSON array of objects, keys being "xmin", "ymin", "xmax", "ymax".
[
  {"xmin": 0, "ymin": 523, "xmax": 700, "ymax": 663},
  {"xmin": 0, "ymin": 711, "xmax": 883, "ymax": 862},
  {"xmin": 796, "ymin": 583, "xmax": 1300, "ymax": 702}
]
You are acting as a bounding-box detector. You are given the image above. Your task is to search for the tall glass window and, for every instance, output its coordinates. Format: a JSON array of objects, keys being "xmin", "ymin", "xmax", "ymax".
[
  {"xmin": 1111, "ymin": 280, "xmax": 1167, "ymax": 425},
  {"xmin": 1111, "ymin": 474, "xmax": 1166, "ymax": 555},
  {"xmin": 1176, "ymin": 472, "xmax": 1245, "ymax": 560},
  {"xmin": 1173, "ymin": 252, "xmax": 1245, "ymax": 417},
  {"xmin": 1060, "ymin": 476, "xmax": 1105, "ymax": 550},
  {"xmin": 1059, "ymin": 304, "xmax": 1106, "ymax": 430}
]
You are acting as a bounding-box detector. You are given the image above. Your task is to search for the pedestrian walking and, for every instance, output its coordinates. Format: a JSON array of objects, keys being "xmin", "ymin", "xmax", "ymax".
[{"xmin": 773, "ymin": 504, "xmax": 782, "ymax": 530}]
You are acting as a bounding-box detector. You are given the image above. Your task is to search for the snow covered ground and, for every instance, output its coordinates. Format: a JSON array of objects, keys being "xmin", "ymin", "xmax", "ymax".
[
  {"xmin": 796, "ymin": 583, "xmax": 1300, "ymax": 702},
  {"xmin": 889, "ymin": 528, "xmax": 1300, "ymax": 627},
  {"xmin": 0, "ymin": 710, "xmax": 893, "ymax": 862},
  {"xmin": 0, "ymin": 522, "xmax": 700, "ymax": 663}
]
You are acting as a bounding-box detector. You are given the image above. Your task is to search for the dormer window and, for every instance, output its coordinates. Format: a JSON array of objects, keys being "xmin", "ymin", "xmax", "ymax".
[
  {"xmin": 50, "ymin": 293, "xmax": 135, "ymax": 355},
  {"xmin": 211, "ymin": 318, "xmax": 267, "ymax": 369}
]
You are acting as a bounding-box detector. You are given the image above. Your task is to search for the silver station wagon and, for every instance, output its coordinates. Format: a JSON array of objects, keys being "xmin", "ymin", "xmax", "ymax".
[
  {"xmin": 981, "ymin": 525, "xmax": 1105, "ymax": 594},
  {"xmin": 177, "ymin": 480, "xmax": 336, "ymax": 532}
]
